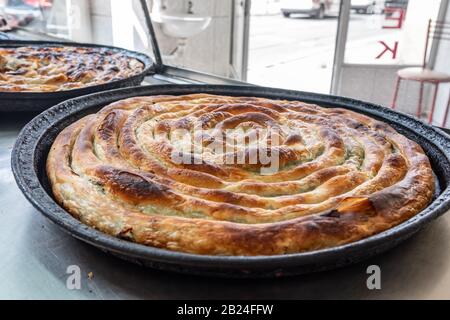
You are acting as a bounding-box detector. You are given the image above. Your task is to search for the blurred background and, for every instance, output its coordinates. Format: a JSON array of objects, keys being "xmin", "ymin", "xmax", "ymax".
[{"xmin": 1, "ymin": 0, "xmax": 449, "ymax": 127}]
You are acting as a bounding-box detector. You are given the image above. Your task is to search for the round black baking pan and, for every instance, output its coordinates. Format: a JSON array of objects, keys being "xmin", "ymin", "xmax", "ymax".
[
  {"xmin": 0, "ymin": 40, "xmax": 154, "ymax": 112},
  {"xmin": 11, "ymin": 84, "xmax": 450, "ymax": 278}
]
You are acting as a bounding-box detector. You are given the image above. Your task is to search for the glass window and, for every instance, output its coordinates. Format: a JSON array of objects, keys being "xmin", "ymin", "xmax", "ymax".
[
  {"xmin": 345, "ymin": 0, "xmax": 443, "ymax": 65},
  {"xmin": 247, "ymin": 0, "xmax": 340, "ymax": 93},
  {"xmin": 149, "ymin": 0, "xmax": 343, "ymax": 92},
  {"xmin": 0, "ymin": 0, "xmax": 345, "ymax": 92}
]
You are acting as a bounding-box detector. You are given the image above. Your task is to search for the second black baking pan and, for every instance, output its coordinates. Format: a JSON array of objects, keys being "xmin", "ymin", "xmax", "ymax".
[{"xmin": 0, "ymin": 40, "xmax": 154, "ymax": 112}]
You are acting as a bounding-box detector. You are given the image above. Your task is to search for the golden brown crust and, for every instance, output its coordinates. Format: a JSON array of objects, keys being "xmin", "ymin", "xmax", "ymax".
[
  {"xmin": 0, "ymin": 46, "xmax": 144, "ymax": 92},
  {"xmin": 46, "ymin": 94, "xmax": 435, "ymax": 255}
]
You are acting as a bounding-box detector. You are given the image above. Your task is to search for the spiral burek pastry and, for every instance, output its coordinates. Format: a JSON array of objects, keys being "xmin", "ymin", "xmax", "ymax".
[
  {"xmin": 47, "ymin": 94, "xmax": 435, "ymax": 255},
  {"xmin": 0, "ymin": 46, "xmax": 144, "ymax": 92}
]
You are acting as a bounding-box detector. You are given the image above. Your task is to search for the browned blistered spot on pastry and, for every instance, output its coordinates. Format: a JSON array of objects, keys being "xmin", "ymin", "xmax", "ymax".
[
  {"xmin": 97, "ymin": 111, "xmax": 120, "ymax": 141},
  {"xmin": 321, "ymin": 209, "xmax": 340, "ymax": 218},
  {"xmin": 198, "ymin": 112, "xmax": 232, "ymax": 128},
  {"xmin": 285, "ymin": 134, "xmax": 303, "ymax": 145},
  {"xmin": 319, "ymin": 127, "xmax": 344, "ymax": 150},
  {"xmin": 385, "ymin": 153, "xmax": 406, "ymax": 169},
  {"xmin": 94, "ymin": 167, "xmax": 179, "ymax": 205},
  {"xmin": 172, "ymin": 117, "xmax": 194, "ymax": 130}
]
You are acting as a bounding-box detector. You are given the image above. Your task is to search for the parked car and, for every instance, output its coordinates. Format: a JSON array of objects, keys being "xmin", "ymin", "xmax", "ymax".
[
  {"xmin": 6, "ymin": 0, "xmax": 52, "ymax": 9},
  {"xmin": 280, "ymin": 0, "xmax": 341, "ymax": 19},
  {"xmin": 351, "ymin": 0, "xmax": 384, "ymax": 14},
  {"xmin": 384, "ymin": 0, "xmax": 409, "ymax": 12}
]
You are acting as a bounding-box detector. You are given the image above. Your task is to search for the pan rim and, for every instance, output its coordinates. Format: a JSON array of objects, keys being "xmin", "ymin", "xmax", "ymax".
[{"xmin": 11, "ymin": 84, "xmax": 450, "ymax": 271}]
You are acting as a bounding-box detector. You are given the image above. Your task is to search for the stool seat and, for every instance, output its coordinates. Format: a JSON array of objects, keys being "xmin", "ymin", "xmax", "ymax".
[{"xmin": 398, "ymin": 67, "xmax": 450, "ymax": 83}]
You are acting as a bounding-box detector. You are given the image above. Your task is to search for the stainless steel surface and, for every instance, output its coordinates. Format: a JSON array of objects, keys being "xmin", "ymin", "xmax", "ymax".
[{"xmin": 1, "ymin": 79, "xmax": 450, "ymax": 299}]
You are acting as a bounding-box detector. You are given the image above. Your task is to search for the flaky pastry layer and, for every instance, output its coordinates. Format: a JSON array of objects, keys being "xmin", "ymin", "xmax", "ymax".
[{"xmin": 46, "ymin": 94, "xmax": 435, "ymax": 255}]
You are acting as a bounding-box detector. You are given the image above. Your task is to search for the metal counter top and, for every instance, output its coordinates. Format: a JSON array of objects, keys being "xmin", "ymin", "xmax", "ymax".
[{"xmin": 1, "ymin": 86, "xmax": 450, "ymax": 300}]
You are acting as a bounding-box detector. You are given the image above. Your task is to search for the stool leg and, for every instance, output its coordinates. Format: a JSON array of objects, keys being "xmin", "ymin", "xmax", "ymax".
[
  {"xmin": 443, "ymin": 92, "xmax": 450, "ymax": 128},
  {"xmin": 392, "ymin": 76, "xmax": 401, "ymax": 109},
  {"xmin": 428, "ymin": 83, "xmax": 439, "ymax": 124},
  {"xmin": 417, "ymin": 81, "xmax": 424, "ymax": 118}
]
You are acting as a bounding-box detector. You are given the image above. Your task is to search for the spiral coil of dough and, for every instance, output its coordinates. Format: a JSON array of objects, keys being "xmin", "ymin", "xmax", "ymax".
[
  {"xmin": 47, "ymin": 94, "xmax": 435, "ymax": 255},
  {"xmin": 0, "ymin": 46, "xmax": 144, "ymax": 92}
]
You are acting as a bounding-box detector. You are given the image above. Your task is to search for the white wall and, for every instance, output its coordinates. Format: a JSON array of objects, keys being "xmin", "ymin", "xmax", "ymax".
[
  {"xmin": 338, "ymin": 64, "xmax": 423, "ymax": 114},
  {"xmin": 90, "ymin": 0, "xmax": 113, "ymax": 45},
  {"xmin": 152, "ymin": 0, "xmax": 234, "ymax": 77},
  {"xmin": 86, "ymin": 0, "xmax": 234, "ymax": 78}
]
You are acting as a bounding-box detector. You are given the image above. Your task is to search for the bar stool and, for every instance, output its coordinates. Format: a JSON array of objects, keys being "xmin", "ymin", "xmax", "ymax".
[
  {"xmin": 391, "ymin": 19, "xmax": 450, "ymax": 126},
  {"xmin": 443, "ymin": 93, "xmax": 450, "ymax": 128}
]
